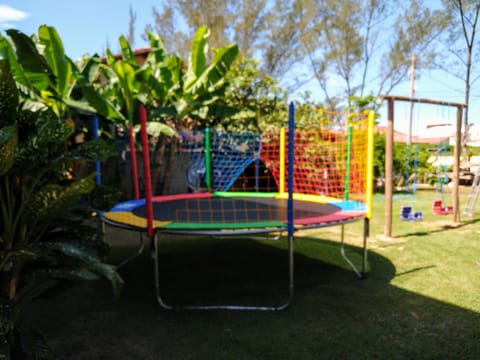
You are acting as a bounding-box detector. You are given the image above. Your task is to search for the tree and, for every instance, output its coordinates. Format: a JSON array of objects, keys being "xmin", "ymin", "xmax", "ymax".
[
  {"xmin": 259, "ymin": 0, "xmax": 309, "ymax": 80},
  {"xmin": 231, "ymin": 0, "xmax": 269, "ymax": 59},
  {"xmin": 143, "ymin": 0, "xmax": 449, "ymax": 107},
  {"xmin": 145, "ymin": 0, "xmax": 233, "ymax": 60},
  {"xmin": 222, "ymin": 57, "xmax": 288, "ymax": 132},
  {"xmin": 126, "ymin": 4, "xmax": 137, "ymax": 47},
  {"xmin": 144, "ymin": 0, "xmax": 308, "ymax": 83},
  {"xmin": 298, "ymin": 0, "xmax": 446, "ymax": 110},
  {"xmin": 438, "ymin": 0, "xmax": 480, "ymax": 148}
]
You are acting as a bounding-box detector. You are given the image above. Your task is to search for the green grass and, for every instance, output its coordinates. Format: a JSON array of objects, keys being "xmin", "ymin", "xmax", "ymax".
[{"xmin": 25, "ymin": 189, "xmax": 480, "ymax": 359}]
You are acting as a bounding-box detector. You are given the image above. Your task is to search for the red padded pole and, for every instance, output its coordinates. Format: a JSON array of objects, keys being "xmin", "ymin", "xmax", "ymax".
[
  {"xmin": 139, "ymin": 104, "xmax": 154, "ymax": 238},
  {"xmin": 129, "ymin": 125, "xmax": 140, "ymax": 199}
]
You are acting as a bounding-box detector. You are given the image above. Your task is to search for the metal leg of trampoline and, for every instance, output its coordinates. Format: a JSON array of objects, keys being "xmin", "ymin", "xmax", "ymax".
[
  {"xmin": 153, "ymin": 232, "xmax": 294, "ymax": 311},
  {"xmin": 100, "ymin": 220, "xmax": 146, "ymax": 269},
  {"xmin": 340, "ymin": 224, "xmax": 364, "ymax": 279},
  {"xmin": 212, "ymin": 232, "xmax": 282, "ymax": 242},
  {"xmin": 362, "ymin": 218, "xmax": 369, "ymax": 277},
  {"xmin": 116, "ymin": 232, "xmax": 146, "ymax": 269}
]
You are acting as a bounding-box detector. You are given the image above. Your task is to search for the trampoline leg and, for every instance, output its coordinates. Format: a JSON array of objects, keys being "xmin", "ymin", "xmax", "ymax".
[
  {"xmin": 153, "ymin": 233, "xmax": 175, "ymax": 310},
  {"xmin": 153, "ymin": 233, "xmax": 294, "ymax": 311},
  {"xmin": 116, "ymin": 232, "xmax": 146, "ymax": 269},
  {"xmin": 340, "ymin": 224, "xmax": 362, "ymax": 279},
  {"xmin": 362, "ymin": 218, "xmax": 369, "ymax": 277},
  {"xmin": 286, "ymin": 234, "xmax": 295, "ymax": 307},
  {"xmin": 101, "ymin": 223, "xmax": 146, "ymax": 269}
]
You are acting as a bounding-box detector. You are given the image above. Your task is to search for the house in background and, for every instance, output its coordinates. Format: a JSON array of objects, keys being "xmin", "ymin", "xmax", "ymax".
[{"xmin": 376, "ymin": 122, "xmax": 480, "ymax": 185}]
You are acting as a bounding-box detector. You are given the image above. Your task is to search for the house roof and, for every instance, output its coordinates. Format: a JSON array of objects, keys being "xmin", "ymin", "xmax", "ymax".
[{"xmin": 375, "ymin": 126, "xmax": 449, "ymax": 144}]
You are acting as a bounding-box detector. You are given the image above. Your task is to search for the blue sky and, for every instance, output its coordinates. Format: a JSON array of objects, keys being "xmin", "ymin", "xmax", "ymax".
[
  {"xmin": 2, "ymin": 1, "xmax": 479, "ymax": 138},
  {"xmin": 0, "ymin": 0, "xmax": 156, "ymax": 58}
]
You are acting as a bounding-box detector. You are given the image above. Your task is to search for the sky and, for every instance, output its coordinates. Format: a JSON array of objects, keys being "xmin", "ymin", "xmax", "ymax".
[
  {"xmin": 2, "ymin": 1, "xmax": 480, "ymax": 140},
  {"xmin": 0, "ymin": 0, "xmax": 156, "ymax": 58}
]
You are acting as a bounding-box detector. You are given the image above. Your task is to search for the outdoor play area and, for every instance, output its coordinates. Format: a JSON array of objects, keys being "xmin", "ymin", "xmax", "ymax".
[
  {"xmin": 25, "ymin": 100, "xmax": 480, "ymax": 359},
  {"xmin": 2, "ymin": 22, "xmax": 480, "ymax": 360}
]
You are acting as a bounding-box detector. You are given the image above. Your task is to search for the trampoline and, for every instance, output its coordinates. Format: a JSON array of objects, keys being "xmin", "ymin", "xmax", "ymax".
[
  {"xmin": 100, "ymin": 103, "xmax": 375, "ymax": 311},
  {"xmin": 102, "ymin": 192, "xmax": 366, "ymax": 233}
]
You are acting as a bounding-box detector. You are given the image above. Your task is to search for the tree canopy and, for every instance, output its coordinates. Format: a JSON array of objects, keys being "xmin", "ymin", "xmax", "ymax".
[{"xmin": 143, "ymin": 0, "xmax": 447, "ymax": 110}]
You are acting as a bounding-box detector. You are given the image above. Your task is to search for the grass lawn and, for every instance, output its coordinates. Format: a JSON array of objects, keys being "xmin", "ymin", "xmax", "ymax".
[{"xmin": 25, "ymin": 189, "xmax": 480, "ymax": 359}]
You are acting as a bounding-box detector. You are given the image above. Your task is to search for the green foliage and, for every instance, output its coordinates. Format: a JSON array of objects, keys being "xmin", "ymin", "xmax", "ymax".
[
  {"xmin": 98, "ymin": 26, "xmax": 240, "ymax": 131},
  {"xmin": 0, "ymin": 126, "xmax": 17, "ymax": 176},
  {"xmin": 1, "ymin": 26, "xmax": 121, "ymax": 121},
  {"xmin": 374, "ymin": 133, "xmax": 386, "ymax": 178},
  {"xmin": 373, "ymin": 132, "xmax": 436, "ymax": 188},
  {"xmin": 145, "ymin": 0, "xmax": 306, "ymax": 81},
  {"xmin": 299, "ymin": 0, "xmax": 445, "ymax": 108},
  {"xmin": 438, "ymin": 1, "xmax": 480, "ymax": 141},
  {"xmin": 0, "ymin": 43, "xmax": 122, "ymax": 356},
  {"xmin": 0, "ymin": 61, "xmax": 19, "ymax": 127},
  {"xmin": 348, "ymin": 95, "xmax": 382, "ymax": 115},
  {"xmin": 222, "ymin": 57, "xmax": 288, "ymax": 132}
]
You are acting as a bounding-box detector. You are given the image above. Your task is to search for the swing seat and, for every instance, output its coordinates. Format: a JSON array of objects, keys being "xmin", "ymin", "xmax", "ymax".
[
  {"xmin": 400, "ymin": 205, "xmax": 423, "ymax": 221},
  {"xmin": 432, "ymin": 199, "xmax": 453, "ymax": 215}
]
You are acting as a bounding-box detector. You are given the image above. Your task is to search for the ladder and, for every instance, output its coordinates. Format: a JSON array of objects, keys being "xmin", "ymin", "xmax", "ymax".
[{"xmin": 463, "ymin": 167, "xmax": 480, "ymax": 217}]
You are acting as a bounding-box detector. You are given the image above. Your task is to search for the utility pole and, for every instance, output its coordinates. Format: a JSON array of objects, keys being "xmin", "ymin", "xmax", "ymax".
[{"xmin": 407, "ymin": 53, "xmax": 416, "ymax": 146}]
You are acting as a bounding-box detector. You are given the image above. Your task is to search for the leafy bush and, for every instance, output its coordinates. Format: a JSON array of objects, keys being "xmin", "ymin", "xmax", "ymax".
[{"xmin": 0, "ymin": 55, "xmax": 122, "ymax": 358}]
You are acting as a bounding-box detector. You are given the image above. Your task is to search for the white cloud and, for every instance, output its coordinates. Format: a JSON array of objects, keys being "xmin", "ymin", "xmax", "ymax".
[{"xmin": 0, "ymin": 5, "xmax": 28, "ymax": 27}]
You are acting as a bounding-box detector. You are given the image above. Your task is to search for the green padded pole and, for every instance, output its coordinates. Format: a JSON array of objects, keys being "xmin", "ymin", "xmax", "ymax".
[{"xmin": 344, "ymin": 125, "xmax": 353, "ymax": 201}]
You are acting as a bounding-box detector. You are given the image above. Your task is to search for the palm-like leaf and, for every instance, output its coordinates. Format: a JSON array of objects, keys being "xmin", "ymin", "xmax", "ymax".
[
  {"xmin": 5, "ymin": 29, "xmax": 53, "ymax": 92},
  {"xmin": 38, "ymin": 25, "xmax": 72, "ymax": 99}
]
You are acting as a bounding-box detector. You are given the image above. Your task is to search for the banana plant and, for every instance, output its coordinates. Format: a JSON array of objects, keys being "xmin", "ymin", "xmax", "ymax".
[
  {"xmin": 99, "ymin": 26, "xmax": 240, "ymax": 130},
  {"xmin": 179, "ymin": 26, "xmax": 239, "ymax": 120},
  {"xmin": 0, "ymin": 25, "xmax": 122, "ymax": 121},
  {"xmin": 167, "ymin": 25, "xmax": 240, "ymax": 127},
  {"xmin": 98, "ymin": 33, "xmax": 177, "ymax": 134}
]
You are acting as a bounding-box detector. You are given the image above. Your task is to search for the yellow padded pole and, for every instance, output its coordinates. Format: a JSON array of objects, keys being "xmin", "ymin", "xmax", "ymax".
[{"xmin": 366, "ymin": 110, "xmax": 375, "ymax": 219}]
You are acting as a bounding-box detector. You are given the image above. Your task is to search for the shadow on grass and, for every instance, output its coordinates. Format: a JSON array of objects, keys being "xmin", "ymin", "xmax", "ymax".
[
  {"xmin": 399, "ymin": 216, "xmax": 480, "ymax": 238},
  {"xmin": 25, "ymin": 228, "xmax": 480, "ymax": 360}
]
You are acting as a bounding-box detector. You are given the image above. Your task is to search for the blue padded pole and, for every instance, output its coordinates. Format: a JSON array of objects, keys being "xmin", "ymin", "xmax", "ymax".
[
  {"xmin": 93, "ymin": 115, "xmax": 101, "ymax": 186},
  {"xmin": 287, "ymin": 102, "xmax": 295, "ymax": 237},
  {"xmin": 285, "ymin": 101, "xmax": 295, "ymax": 308}
]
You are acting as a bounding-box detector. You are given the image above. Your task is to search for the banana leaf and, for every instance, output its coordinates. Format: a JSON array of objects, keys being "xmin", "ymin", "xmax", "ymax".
[
  {"xmin": 118, "ymin": 35, "xmax": 137, "ymax": 66},
  {"xmin": 113, "ymin": 60, "xmax": 138, "ymax": 124},
  {"xmin": 185, "ymin": 44, "xmax": 239, "ymax": 96},
  {"xmin": 5, "ymin": 29, "xmax": 53, "ymax": 92},
  {"xmin": 37, "ymin": 25, "xmax": 71, "ymax": 99},
  {"xmin": 145, "ymin": 32, "xmax": 168, "ymax": 64},
  {"xmin": 188, "ymin": 25, "xmax": 209, "ymax": 80},
  {"xmin": 132, "ymin": 121, "xmax": 177, "ymax": 137}
]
